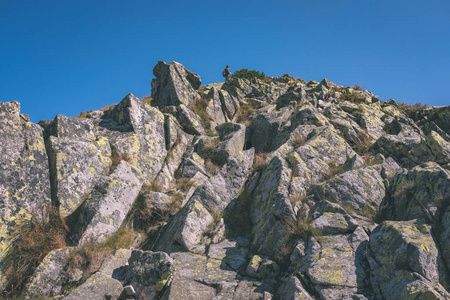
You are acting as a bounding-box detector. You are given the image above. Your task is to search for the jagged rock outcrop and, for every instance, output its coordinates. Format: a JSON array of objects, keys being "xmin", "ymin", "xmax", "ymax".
[
  {"xmin": 0, "ymin": 101, "xmax": 51, "ymax": 289},
  {"xmin": 70, "ymin": 160, "xmax": 143, "ymax": 245},
  {"xmin": 151, "ymin": 61, "xmax": 201, "ymax": 108},
  {"xmin": 2, "ymin": 61, "xmax": 450, "ymax": 299},
  {"xmin": 150, "ymin": 149, "xmax": 254, "ymax": 253}
]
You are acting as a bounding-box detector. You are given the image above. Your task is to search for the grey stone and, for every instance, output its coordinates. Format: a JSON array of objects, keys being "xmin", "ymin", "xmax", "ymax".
[
  {"xmin": 71, "ymin": 161, "xmax": 143, "ymax": 245},
  {"xmin": 151, "ymin": 61, "xmax": 201, "ymax": 108},
  {"xmin": 0, "ymin": 101, "xmax": 52, "ymax": 288},
  {"xmin": 277, "ymin": 276, "xmax": 314, "ymax": 300},
  {"xmin": 151, "ymin": 149, "xmax": 254, "ymax": 252},
  {"xmin": 368, "ymin": 219, "xmax": 448, "ymax": 299}
]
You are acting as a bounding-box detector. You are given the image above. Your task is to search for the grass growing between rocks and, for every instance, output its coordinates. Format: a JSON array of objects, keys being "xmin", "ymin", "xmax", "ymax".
[
  {"xmin": 397, "ymin": 102, "xmax": 428, "ymax": 116},
  {"xmin": 140, "ymin": 95, "xmax": 153, "ymax": 106},
  {"xmin": 190, "ymin": 97, "xmax": 213, "ymax": 131},
  {"xmin": 279, "ymin": 217, "xmax": 317, "ymax": 265},
  {"xmin": 236, "ymin": 102, "xmax": 257, "ymax": 124},
  {"xmin": 66, "ymin": 225, "xmax": 137, "ymax": 283},
  {"xmin": 253, "ymin": 152, "xmax": 270, "ymax": 172},
  {"xmin": 109, "ymin": 148, "xmax": 134, "ymax": 174},
  {"xmin": 1, "ymin": 207, "xmax": 68, "ymax": 296},
  {"xmin": 291, "ymin": 132, "xmax": 307, "ymax": 148},
  {"xmin": 175, "ymin": 178, "xmax": 194, "ymax": 192},
  {"xmin": 354, "ymin": 131, "xmax": 374, "ymax": 156}
]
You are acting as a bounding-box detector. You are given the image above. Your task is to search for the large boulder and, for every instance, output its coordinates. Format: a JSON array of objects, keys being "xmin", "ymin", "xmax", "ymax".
[
  {"xmin": 163, "ymin": 251, "xmax": 275, "ymax": 300},
  {"xmin": 250, "ymin": 156, "xmax": 296, "ymax": 259},
  {"xmin": 211, "ymin": 122, "xmax": 246, "ymax": 164},
  {"xmin": 368, "ymin": 220, "xmax": 449, "ymax": 299},
  {"xmin": 101, "ymin": 93, "xmax": 167, "ymax": 183},
  {"xmin": 46, "ymin": 115, "xmax": 112, "ymax": 217},
  {"xmin": 25, "ymin": 248, "xmax": 81, "ymax": 299},
  {"xmin": 249, "ymin": 107, "xmax": 292, "ymax": 153},
  {"xmin": 205, "ymin": 87, "xmax": 228, "ymax": 126},
  {"xmin": 0, "ymin": 101, "xmax": 52, "ymax": 289},
  {"xmin": 151, "ymin": 61, "xmax": 201, "ymax": 109},
  {"xmin": 151, "ymin": 149, "xmax": 254, "ymax": 253},
  {"xmin": 154, "ymin": 115, "xmax": 194, "ymax": 190},
  {"xmin": 113, "ymin": 250, "xmax": 174, "ymax": 299},
  {"xmin": 373, "ymin": 133, "xmax": 434, "ymax": 168},
  {"xmin": 71, "ymin": 161, "xmax": 143, "ymax": 245},
  {"xmin": 63, "ymin": 273, "xmax": 124, "ymax": 300},
  {"xmin": 311, "ymin": 166, "xmax": 386, "ymax": 213},
  {"xmin": 387, "ymin": 162, "xmax": 450, "ymax": 222}
]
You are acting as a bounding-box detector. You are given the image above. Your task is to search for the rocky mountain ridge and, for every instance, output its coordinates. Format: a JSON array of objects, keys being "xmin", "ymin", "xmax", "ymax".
[{"xmin": 1, "ymin": 60, "xmax": 450, "ymax": 299}]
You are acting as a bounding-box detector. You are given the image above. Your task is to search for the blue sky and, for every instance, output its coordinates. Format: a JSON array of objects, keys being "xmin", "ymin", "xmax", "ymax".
[{"xmin": 1, "ymin": 0, "xmax": 449, "ymax": 123}]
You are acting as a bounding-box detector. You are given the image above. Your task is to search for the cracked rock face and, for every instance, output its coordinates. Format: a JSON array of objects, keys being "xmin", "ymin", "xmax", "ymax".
[{"xmin": 2, "ymin": 61, "xmax": 450, "ymax": 299}]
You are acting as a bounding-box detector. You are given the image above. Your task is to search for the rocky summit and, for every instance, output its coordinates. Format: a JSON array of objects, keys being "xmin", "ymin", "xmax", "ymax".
[{"xmin": 1, "ymin": 60, "xmax": 450, "ymax": 300}]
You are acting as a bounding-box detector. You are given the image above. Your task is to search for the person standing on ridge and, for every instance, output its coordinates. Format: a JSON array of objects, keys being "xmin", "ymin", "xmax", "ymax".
[{"xmin": 222, "ymin": 65, "xmax": 231, "ymax": 81}]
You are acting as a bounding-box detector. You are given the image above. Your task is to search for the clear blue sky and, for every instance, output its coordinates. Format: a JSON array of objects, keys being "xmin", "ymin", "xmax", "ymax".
[{"xmin": 1, "ymin": 0, "xmax": 449, "ymax": 123}]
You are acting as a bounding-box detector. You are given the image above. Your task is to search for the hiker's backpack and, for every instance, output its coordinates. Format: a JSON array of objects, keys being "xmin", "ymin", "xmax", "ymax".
[{"xmin": 222, "ymin": 70, "xmax": 227, "ymax": 77}]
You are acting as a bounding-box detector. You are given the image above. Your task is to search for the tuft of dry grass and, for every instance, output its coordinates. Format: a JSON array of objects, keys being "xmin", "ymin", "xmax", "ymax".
[
  {"xmin": 236, "ymin": 102, "xmax": 257, "ymax": 123},
  {"xmin": 147, "ymin": 180, "xmax": 163, "ymax": 193},
  {"xmin": 327, "ymin": 162, "xmax": 347, "ymax": 178},
  {"xmin": 201, "ymin": 138, "xmax": 221, "ymax": 158},
  {"xmin": 354, "ymin": 131, "xmax": 374, "ymax": 156},
  {"xmin": 253, "ymin": 152, "xmax": 270, "ymax": 171},
  {"xmin": 109, "ymin": 149, "xmax": 134, "ymax": 174},
  {"xmin": 99, "ymin": 105, "xmax": 113, "ymax": 112},
  {"xmin": 362, "ymin": 153, "xmax": 378, "ymax": 167},
  {"xmin": 77, "ymin": 110, "xmax": 93, "ymax": 118},
  {"xmin": 141, "ymin": 95, "xmax": 153, "ymax": 106},
  {"xmin": 205, "ymin": 159, "xmax": 221, "ymax": 175},
  {"xmin": 67, "ymin": 225, "xmax": 137, "ymax": 282},
  {"xmin": 190, "ymin": 97, "xmax": 212, "ymax": 129},
  {"xmin": 1, "ymin": 206, "xmax": 68, "ymax": 295},
  {"xmin": 291, "ymin": 132, "xmax": 307, "ymax": 148},
  {"xmin": 175, "ymin": 178, "xmax": 193, "ymax": 192},
  {"xmin": 397, "ymin": 102, "xmax": 428, "ymax": 115},
  {"xmin": 279, "ymin": 216, "xmax": 316, "ymax": 261},
  {"xmin": 126, "ymin": 193, "xmax": 153, "ymax": 231}
]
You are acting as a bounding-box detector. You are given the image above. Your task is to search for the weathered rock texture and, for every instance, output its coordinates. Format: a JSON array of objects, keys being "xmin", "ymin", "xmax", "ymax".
[{"xmin": 1, "ymin": 61, "xmax": 450, "ymax": 299}]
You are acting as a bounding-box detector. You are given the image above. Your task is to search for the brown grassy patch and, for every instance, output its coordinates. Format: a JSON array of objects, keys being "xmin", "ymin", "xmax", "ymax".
[
  {"xmin": 201, "ymin": 138, "xmax": 221, "ymax": 158},
  {"xmin": 253, "ymin": 152, "xmax": 270, "ymax": 172},
  {"xmin": 99, "ymin": 105, "xmax": 113, "ymax": 112},
  {"xmin": 362, "ymin": 153, "xmax": 378, "ymax": 167},
  {"xmin": 1, "ymin": 206, "xmax": 68, "ymax": 295},
  {"xmin": 205, "ymin": 159, "xmax": 221, "ymax": 175},
  {"xmin": 279, "ymin": 217, "xmax": 315, "ymax": 261},
  {"xmin": 354, "ymin": 131, "xmax": 374, "ymax": 156},
  {"xmin": 141, "ymin": 95, "xmax": 153, "ymax": 106},
  {"xmin": 77, "ymin": 110, "xmax": 93, "ymax": 118},
  {"xmin": 328, "ymin": 162, "xmax": 347, "ymax": 178},
  {"xmin": 190, "ymin": 97, "xmax": 212, "ymax": 129},
  {"xmin": 397, "ymin": 102, "xmax": 428, "ymax": 115},
  {"xmin": 175, "ymin": 178, "xmax": 193, "ymax": 192},
  {"xmin": 109, "ymin": 149, "xmax": 134, "ymax": 174},
  {"xmin": 291, "ymin": 132, "xmax": 307, "ymax": 148},
  {"xmin": 126, "ymin": 193, "xmax": 153, "ymax": 231},
  {"xmin": 145, "ymin": 180, "xmax": 163, "ymax": 193},
  {"xmin": 236, "ymin": 102, "xmax": 257, "ymax": 123},
  {"xmin": 289, "ymin": 193, "xmax": 305, "ymax": 207},
  {"xmin": 67, "ymin": 225, "xmax": 136, "ymax": 282},
  {"xmin": 338, "ymin": 88, "xmax": 367, "ymax": 103}
]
